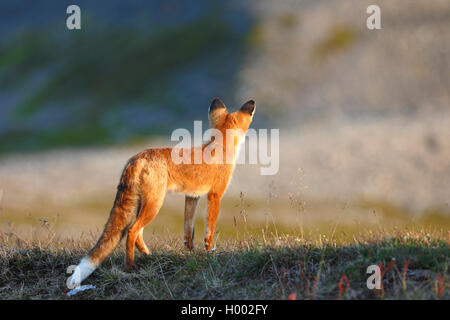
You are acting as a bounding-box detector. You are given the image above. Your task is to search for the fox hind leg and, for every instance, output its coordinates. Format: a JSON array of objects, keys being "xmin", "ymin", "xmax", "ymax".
[
  {"xmin": 126, "ymin": 194, "xmax": 165, "ymax": 270},
  {"xmin": 133, "ymin": 200, "xmax": 150, "ymax": 255},
  {"xmin": 135, "ymin": 228, "xmax": 149, "ymax": 255}
]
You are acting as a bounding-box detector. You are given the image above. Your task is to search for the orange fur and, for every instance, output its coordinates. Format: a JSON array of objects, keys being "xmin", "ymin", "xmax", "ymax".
[{"xmin": 85, "ymin": 98, "xmax": 255, "ymax": 272}]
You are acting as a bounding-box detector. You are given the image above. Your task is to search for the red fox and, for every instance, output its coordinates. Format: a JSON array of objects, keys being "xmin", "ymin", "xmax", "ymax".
[{"xmin": 69, "ymin": 98, "xmax": 255, "ymax": 285}]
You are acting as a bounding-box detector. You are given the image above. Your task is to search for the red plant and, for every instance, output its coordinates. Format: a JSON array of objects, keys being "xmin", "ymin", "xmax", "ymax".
[
  {"xmin": 380, "ymin": 259, "xmax": 396, "ymax": 277},
  {"xmin": 378, "ymin": 259, "xmax": 396, "ymax": 287},
  {"xmin": 437, "ymin": 274, "xmax": 444, "ymax": 300},
  {"xmin": 281, "ymin": 267, "xmax": 287, "ymax": 288},
  {"xmin": 288, "ymin": 292, "xmax": 297, "ymax": 300},
  {"xmin": 375, "ymin": 259, "xmax": 396, "ymax": 297},
  {"xmin": 299, "ymin": 261, "xmax": 306, "ymax": 282},
  {"xmin": 337, "ymin": 274, "xmax": 350, "ymax": 300},
  {"xmin": 299, "ymin": 260, "xmax": 310, "ymax": 298},
  {"xmin": 402, "ymin": 260, "xmax": 409, "ymax": 278},
  {"xmin": 402, "ymin": 260, "xmax": 409, "ymax": 291}
]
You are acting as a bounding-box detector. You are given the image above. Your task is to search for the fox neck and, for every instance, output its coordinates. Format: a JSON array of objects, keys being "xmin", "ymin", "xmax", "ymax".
[{"xmin": 223, "ymin": 130, "xmax": 246, "ymax": 165}]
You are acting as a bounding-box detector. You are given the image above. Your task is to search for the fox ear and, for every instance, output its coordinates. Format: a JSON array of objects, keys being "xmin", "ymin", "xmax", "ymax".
[
  {"xmin": 240, "ymin": 100, "xmax": 255, "ymax": 116},
  {"xmin": 209, "ymin": 98, "xmax": 226, "ymax": 113},
  {"xmin": 208, "ymin": 98, "xmax": 227, "ymax": 126}
]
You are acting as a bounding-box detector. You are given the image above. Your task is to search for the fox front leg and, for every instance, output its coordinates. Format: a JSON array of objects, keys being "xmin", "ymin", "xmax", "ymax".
[
  {"xmin": 184, "ymin": 196, "xmax": 199, "ymax": 251},
  {"xmin": 205, "ymin": 192, "xmax": 222, "ymax": 251}
]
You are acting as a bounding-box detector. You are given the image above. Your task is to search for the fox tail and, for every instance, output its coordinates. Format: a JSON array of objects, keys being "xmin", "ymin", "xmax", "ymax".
[{"xmin": 68, "ymin": 159, "xmax": 142, "ymax": 286}]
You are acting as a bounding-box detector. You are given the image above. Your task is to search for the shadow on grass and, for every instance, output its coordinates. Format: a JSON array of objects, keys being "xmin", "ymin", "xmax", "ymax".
[{"xmin": 0, "ymin": 230, "xmax": 448, "ymax": 299}]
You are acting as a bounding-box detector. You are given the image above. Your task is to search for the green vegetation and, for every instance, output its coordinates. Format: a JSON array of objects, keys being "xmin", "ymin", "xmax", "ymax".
[
  {"xmin": 13, "ymin": 16, "xmax": 233, "ymax": 118},
  {"xmin": 278, "ymin": 13, "xmax": 298, "ymax": 30},
  {"xmin": 2, "ymin": 193, "xmax": 449, "ymax": 242},
  {"xmin": 0, "ymin": 228, "xmax": 447, "ymax": 299},
  {"xmin": 0, "ymin": 12, "xmax": 241, "ymax": 153},
  {"xmin": 1, "ymin": 195, "xmax": 448, "ymax": 300},
  {"xmin": 245, "ymin": 24, "xmax": 265, "ymax": 48},
  {"xmin": 313, "ymin": 25, "xmax": 357, "ymax": 61}
]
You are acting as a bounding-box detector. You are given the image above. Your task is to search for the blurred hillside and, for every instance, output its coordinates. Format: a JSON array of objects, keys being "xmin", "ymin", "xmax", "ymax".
[
  {"xmin": 1, "ymin": 0, "xmax": 449, "ymax": 150},
  {"xmin": 238, "ymin": 0, "xmax": 450, "ymax": 124},
  {"xmin": 233, "ymin": 0, "xmax": 450, "ymax": 213},
  {"xmin": 0, "ymin": 0, "xmax": 254, "ymax": 153}
]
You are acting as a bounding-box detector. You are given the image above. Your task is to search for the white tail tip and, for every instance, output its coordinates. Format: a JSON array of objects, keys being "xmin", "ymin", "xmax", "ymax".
[{"xmin": 68, "ymin": 257, "xmax": 97, "ymax": 287}]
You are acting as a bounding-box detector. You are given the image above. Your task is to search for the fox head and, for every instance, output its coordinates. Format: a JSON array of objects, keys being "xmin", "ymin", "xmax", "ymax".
[
  {"xmin": 207, "ymin": 98, "xmax": 255, "ymax": 161},
  {"xmin": 208, "ymin": 98, "xmax": 255, "ymax": 133}
]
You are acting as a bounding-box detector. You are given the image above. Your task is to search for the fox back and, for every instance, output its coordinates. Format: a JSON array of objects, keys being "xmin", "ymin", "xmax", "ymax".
[{"xmin": 68, "ymin": 98, "xmax": 255, "ymax": 286}]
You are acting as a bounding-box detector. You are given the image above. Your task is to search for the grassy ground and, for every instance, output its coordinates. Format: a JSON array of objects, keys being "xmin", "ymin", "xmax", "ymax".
[{"xmin": 0, "ymin": 227, "xmax": 448, "ymax": 300}]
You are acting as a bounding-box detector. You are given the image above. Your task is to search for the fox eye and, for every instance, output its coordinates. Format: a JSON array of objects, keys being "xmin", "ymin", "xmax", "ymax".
[{"xmin": 240, "ymin": 100, "xmax": 255, "ymax": 116}]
